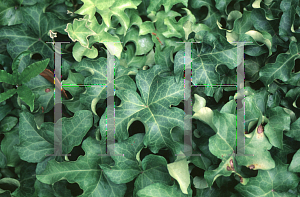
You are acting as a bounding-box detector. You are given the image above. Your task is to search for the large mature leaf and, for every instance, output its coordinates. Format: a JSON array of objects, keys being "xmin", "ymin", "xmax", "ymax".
[
  {"xmin": 99, "ymin": 64, "xmax": 184, "ymax": 154},
  {"xmin": 136, "ymin": 182, "xmax": 191, "ymax": 197},
  {"xmin": 37, "ymin": 137, "xmax": 127, "ymax": 197},
  {"xmin": 14, "ymin": 110, "xmax": 93, "ymax": 163},
  {"xmin": 69, "ymin": 57, "xmax": 136, "ymax": 115},
  {"xmin": 264, "ymin": 106, "xmax": 290, "ymax": 149},
  {"xmin": 235, "ymin": 158, "xmax": 299, "ymax": 196},
  {"xmin": 0, "ymin": 0, "xmax": 23, "ymax": 26},
  {"xmin": 236, "ymin": 124, "xmax": 275, "ymax": 170},
  {"xmin": 259, "ymin": 41, "xmax": 300, "ymax": 86},
  {"xmin": 0, "ymin": 3, "xmax": 70, "ymax": 69},
  {"xmin": 99, "ymin": 133, "xmax": 144, "ymax": 184}
]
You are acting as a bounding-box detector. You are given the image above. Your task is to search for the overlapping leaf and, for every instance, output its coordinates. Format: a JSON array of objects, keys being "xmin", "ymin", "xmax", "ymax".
[
  {"xmin": 37, "ymin": 136, "xmax": 127, "ymax": 197},
  {"xmin": 235, "ymin": 158, "xmax": 299, "ymax": 196},
  {"xmin": 14, "ymin": 110, "xmax": 93, "ymax": 163},
  {"xmin": 99, "ymin": 64, "xmax": 184, "ymax": 154}
]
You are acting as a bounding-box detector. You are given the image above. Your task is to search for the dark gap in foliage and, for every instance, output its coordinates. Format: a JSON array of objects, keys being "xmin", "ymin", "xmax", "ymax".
[
  {"xmin": 198, "ymin": 6, "xmax": 209, "ymax": 21},
  {"xmin": 219, "ymin": 17, "xmax": 226, "ymax": 29},
  {"xmin": 293, "ymin": 59, "xmax": 300, "ymax": 73},
  {"xmin": 175, "ymin": 16, "xmax": 181, "ymax": 22},
  {"xmin": 249, "ymin": 80, "xmax": 265, "ymax": 90},
  {"xmin": 218, "ymin": 90, "xmax": 236, "ymax": 104},
  {"xmin": 54, "ymin": 32, "xmax": 70, "ymax": 42},
  {"xmin": 66, "ymin": 182, "xmax": 83, "ymax": 196},
  {"xmin": 240, "ymin": 165, "xmax": 258, "ymax": 177},
  {"xmin": 68, "ymin": 145, "xmax": 85, "ymax": 161},
  {"xmin": 136, "ymin": 85, "xmax": 142, "ymax": 97},
  {"xmin": 128, "ymin": 120, "xmax": 145, "ymax": 137},
  {"xmin": 190, "ymin": 165, "xmax": 205, "ymax": 177},
  {"xmin": 188, "ymin": 32, "xmax": 195, "ymax": 40},
  {"xmin": 0, "ymin": 181, "xmax": 18, "ymax": 193},
  {"xmin": 140, "ymin": 15, "xmax": 152, "ymax": 22},
  {"xmin": 170, "ymin": 101, "xmax": 184, "ymax": 110},
  {"xmin": 139, "ymin": 147, "xmax": 174, "ymax": 164},
  {"xmin": 0, "ymin": 134, "xmax": 4, "ymax": 144},
  {"xmin": 124, "ymin": 179, "xmax": 135, "ymax": 196},
  {"xmin": 44, "ymin": 108, "xmax": 54, "ymax": 122},
  {"xmin": 96, "ymin": 102, "xmax": 106, "ymax": 118},
  {"xmin": 64, "ymin": 89, "xmax": 73, "ymax": 100},
  {"xmin": 124, "ymin": 42, "xmax": 136, "ymax": 53},
  {"xmin": 286, "ymin": 152, "xmax": 295, "ymax": 164},
  {"xmin": 65, "ymin": 42, "xmax": 74, "ymax": 53},
  {"xmin": 31, "ymin": 53, "xmax": 43, "ymax": 60},
  {"xmin": 295, "ymin": 96, "xmax": 300, "ymax": 108},
  {"xmin": 95, "ymin": 12, "xmax": 102, "ymax": 24},
  {"xmin": 62, "ymin": 104, "xmax": 73, "ymax": 118}
]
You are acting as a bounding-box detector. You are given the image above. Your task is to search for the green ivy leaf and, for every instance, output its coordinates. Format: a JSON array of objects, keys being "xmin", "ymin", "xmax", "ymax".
[
  {"xmin": 259, "ymin": 41, "xmax": 300, "ymax": 86},
  {"xmin": 0, "ymin": 89, "xmax": 17, "ymax": 103},
  {"xmin": 136, "ymin": 182, "xmax": 190, "ymax": 197},
  {"xmin": 99, "ymin": 64, "xmax": 184, "ymax": 155},
  {"xmin": 17, "ymin": 85, "xmax": 35, "ymax": 112},
  {"xmin": 235, "ymin": 158, "xmax": 299, "ymax": 196},
  {"xmin": 14, "ymin": 110, "xmax": 93, "ymax": 163},
  {"xmin": 37, "ymin": 137, "xmax": 127, "ymax": 196},
  {"xmin": 289, "ymin": 149, "xmax": 300, "ymax": 172},
  {"xmin": 236, "ymin": 124, "xmax": 275, "ymax": 170}
]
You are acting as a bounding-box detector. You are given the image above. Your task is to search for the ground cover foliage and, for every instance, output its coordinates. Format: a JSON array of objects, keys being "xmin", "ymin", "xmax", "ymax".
[{"xmin": 0, "ymin": 0, "xmax": 300, "ymax": 196}]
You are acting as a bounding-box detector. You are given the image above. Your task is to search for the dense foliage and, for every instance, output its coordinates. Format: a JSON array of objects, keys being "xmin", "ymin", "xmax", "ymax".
[{"xmin": 0, "ymin": 0, "xmax": 300, "ymax": 196}]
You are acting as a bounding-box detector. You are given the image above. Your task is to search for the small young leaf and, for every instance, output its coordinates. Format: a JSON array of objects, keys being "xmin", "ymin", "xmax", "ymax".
[
  {"xmin": 19, "ymin": 58, "xmax": 50, "ymax": 84},
  {"xmin": 0, "ymin": 70, "xmax": 16, "ymax": 85},
  {"xmin": 17, "ymin": 85, "xmax": 35, "ymax": 112},
  {"xmin": 12, "ymin": 50, "xmax": 31, "ymax": 74},
  {"xmin": 0, "ymin": 89, "xmax": 17, "ymax": 103}
]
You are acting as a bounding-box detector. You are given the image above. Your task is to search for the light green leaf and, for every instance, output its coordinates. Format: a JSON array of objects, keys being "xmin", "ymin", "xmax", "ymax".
[
  {"xmin": 74, "ymin": 0, "xmax": 116, "ymax": 19},
  {"xmin": 123, "ymin": 26, "xmax": 154, "ymax": 56},
  {"xmin": 64, "ymin": 16, "xmax": 96, "ymax": 48},
  {"xmin": 147, "ymin": 0, "xmax": 188, "ymax": 13},
  {"xmin": 167, "ymin": 154, "xmax": 190, "ymax": 194},
  {"xmin": 72, "ymin": 42, "xmax": 98, "ymax": 62}
]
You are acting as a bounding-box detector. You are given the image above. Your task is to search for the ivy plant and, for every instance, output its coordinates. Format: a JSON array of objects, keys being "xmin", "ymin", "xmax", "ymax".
[{"xmin": 0, "ymin": 0, "xmax": 300, "ymax": 196}]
